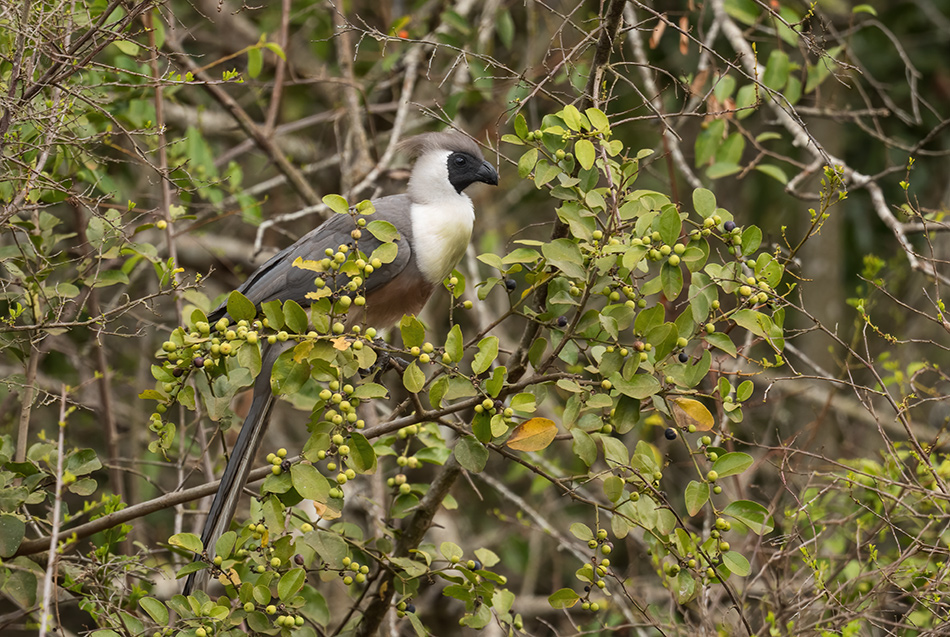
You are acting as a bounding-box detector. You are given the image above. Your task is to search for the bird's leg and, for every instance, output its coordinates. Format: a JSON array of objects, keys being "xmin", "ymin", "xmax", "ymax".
[{"xmin": 362, "ymin": 337, "xmax": 411, "ymax": 377}]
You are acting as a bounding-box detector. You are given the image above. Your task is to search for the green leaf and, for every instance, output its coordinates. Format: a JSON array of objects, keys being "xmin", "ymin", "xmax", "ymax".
[
  {"xmin": 305, "ymin": 530, "xmax": 348, "ymax": 567},
  {"xmin": 283, "ymin": 299, "xmax": 308, "ymax": 334},
  {"xmin": 264, "ymin": 42, "xmax": 286, "ymax": 60},
  {"xmin": 722, "ymin": 551, "xmax": 751, "ymax": 576},
  {"xmin": 260, "ymin": 300, "xmax": 284, "ymax": 330},
  {"xmin": 226, "ymin": 290, "xmax": 257, "ymax": 322},
  {"xmin": 561, "ymin": 105, "xmax": 582, "ymax": 131},
  {"xmin": 114, "ymin": 39, "xmax": 140, "ymax": 56},
  {"xmin": 852, "ymin": 4, "xmax": 877, "ymax": 15},
  {"xmin": 455, "ymin": 436, "xmax": 488, "ymax": 473},
  {"xmin": 684, "ymin": 481, "xmax": 710, "ymax": 516},
  {"xmin": 278, "ymin": 568, "xmax": 306, "ymax": 601},
  {"xmin": 247, "ymin": 46, "xmax": 262, "ymax": 78},
  {"xmin": 402, "ymin": 361, "xmax": 426, "ymax": 393},
  {"xmin": 723, "ymin": 500, "xmax": 774, "ymax": 534},
  {"xmin": 367, "ymin": 219, "xmax": 400, "ymax": 243},
  {"xmin": 347, "ymin": 432, "xmax": 377, "ymax": 474},
  {"xmin": 168, "ymin": 533, "xmax": 203, "ymax": 554},
  {"xmin": 696, "ymin": 187, "xmax": 717, "ymax": 218},
  {"xmin": 322, "ymin": 194, "xmax": 349, "ymax": 215},
  {"xmin": 706, "ymin": 162, "xmax": 742, "ymax": 179},
  {"xmin": 571, "ymin": 429, "xmax": 596, "ymax": 467},
  {"xmin": 737, "ymin": 379, "xmax": 754, "ymax": 402},
  {"xmin": 694, "ymin": 119, "xmax": 724, "ymax": 167},
  {"xmin": 548, "ymin": 588, "xmax": 580, "ymax": 609},
  {"xmin": 440, "ymin": 541, "xmax": 463, "ymax": 561},
  {"xmin": 290, "ymin": 463, "xmax": 329, "ymax": 502},
  {"xmin": 740, "ymin": 226, "xmax": 763, "ymax": 256},
  {"xmin": 603, "ymin": 475, "xmax": 624, "ymax": 502},
  {"xmin": 0, "ymin": 515, "xmax": 24, "ymax": 557},
  {"xmin": 574, "ymin": 139, "xmax": 596, "ymax": 170},
  {"xmin": 735, "ymin": 83, "xmax": 758, "ymax": 119},
  {"xmin": 612, "ymin": 373, "xmax": 661, "ymax": 400},
  {"xmin": 270, "ymin": 350, "xmax": 310, "ymax": 396},
  {"xmin": 518, "ymin": 148, "xmax": 539, "ymax": 179},
  {"xmin": 704, "ymin": 331, "xmax": 737, "ymax": 357},
  {"xmin": 471, "ymin": 336, "xmax": 499, "ymax": 375},
  {"xmin": 474, "ymin": 547, "xmax": 500, "ymax": 568},
  {"xmin": 716, "ymin": 132, "xmax": 745, "ymax": 165},
  {"xmin": 755, "ymin": 164, "xmax": 788, "ymax": 184},
  {"xmin": 762, "ymin": 49, "xmax": 790, "ymax": 91},
  {"xmin": 569, "ymin": 522, "xmax": 593, "ymax": 541},
  {"xmin": 712, "ymin": 452, "xmax": 754, "ymax": 478},
  {"xmin": 215, "ymin": 532, "xmax": 236, "ymax": 560},
  {"xmin": 399, "ymin": 315, "xmax": 425, "ymax": 348},
  {"xmin": 585, "ymin": 107, "xmax": 610, "ymax": 132},
  {"xmin": 542, "ymin": 238, "xmax": 586, "ymax": 279},
  {"xmin": 713, "ymin": 75, "xmax": 736, "ymax": 102},
  {"xmin": 514, "ymin": 113, "xmax": 529, "ymax": 139},
  {"xmin": 66, "ymin": 448, "xmax": 101, "ymax": 476},
  {"xmin": 533, "ymin": 159, "xmax": 560, "ymax": 187},
  {"xmin": 445, "ymin": 324, "xmax": 463, "ymax": 362},
  {"xmin": 660, "ymin": 261, "xmax": 684, "ymax": 299},
  {"xmin": 138, "ymin": 597, "xmax": 168, "ymax": 625},
  {"xmin": 657, "ymin": 205, "xmax": 682, "ymax": 245}
]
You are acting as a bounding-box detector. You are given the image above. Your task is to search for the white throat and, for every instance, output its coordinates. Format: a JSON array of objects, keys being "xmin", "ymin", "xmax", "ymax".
[{"xmin": 408, "ymin": 150, "xmax": 475, "ymax": 284}]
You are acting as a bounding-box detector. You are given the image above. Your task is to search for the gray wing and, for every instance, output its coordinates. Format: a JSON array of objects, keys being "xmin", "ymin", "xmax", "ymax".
[{"xmin": 209, "ymin": 194, "xmax": 413, "ymax": 320}]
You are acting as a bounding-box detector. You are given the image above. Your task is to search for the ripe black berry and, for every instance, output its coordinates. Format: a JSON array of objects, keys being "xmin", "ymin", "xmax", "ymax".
[
  {"xmin": 678, "ymin": 352, "xmax": 689, "ymax": 363},
  {"xmin": 505, "ymin": 278, "xmax": 517, "ymax": 291},
  {"xmin": 664, "ymin": 428, "xmax": 677, "ymax": 440},
  {"xmin": 556, "ymin": 316, "xmax": 568, "ymax": 328},
  {"xmin": 472, "ymin": 560, "xmax": 482, "ymax": 571},
  {"xmin": 172, "ymin": 368, "xmax": 184, "ymax": 377},
  {"xmin": 193, "ymin": 357, "xmax": 205, "ymax": 368},
  {"xmin": 405, "ymin": 603, "xmax": 416, "ymax": 614},
  {"xmin": 724, "ymin": 220, "xmax": 737, "ymax": 232},
  {"xmin": 294, "ymin": 554, "xmax": 305, "ymax": 565}
]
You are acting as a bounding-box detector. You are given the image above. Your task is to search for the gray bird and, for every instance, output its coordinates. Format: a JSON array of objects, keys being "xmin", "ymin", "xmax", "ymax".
[{"xmin": 182, "ymin": 131, "xmax": 497, "ymax": 594}]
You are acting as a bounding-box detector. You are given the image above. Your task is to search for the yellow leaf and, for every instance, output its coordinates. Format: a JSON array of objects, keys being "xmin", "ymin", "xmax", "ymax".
[
  {"xmin": 292, "ymin": 340, "xmax": 312, "ymax": 363},
  {"xmin": 218, "ymin": 568, "xmax": 241, "ymax": 587},
  {"xmin": 292, "ymin": 256, "xmax": 325, "ymax": 272},
  {"xmin": 506, "ymin": 417, "xmax": 558, "ymax": 452},
  {"xmin": 669, "ymin": 397, "xmax": 714, "ymax": 431},
  {"xmin": 331, "ymin": 336, "xmax": 351, "ymax": 351}
]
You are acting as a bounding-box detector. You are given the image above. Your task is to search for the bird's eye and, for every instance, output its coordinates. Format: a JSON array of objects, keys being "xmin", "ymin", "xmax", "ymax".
[{"xmin": 453, "ymin": 154, "xmax": 467, "ymax": 166}]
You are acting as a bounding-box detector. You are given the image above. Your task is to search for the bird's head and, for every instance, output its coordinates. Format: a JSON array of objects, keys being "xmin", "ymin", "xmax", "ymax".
[{"xmin": 402, "ymin": 131, "xmax": 498, "ymax": 201}]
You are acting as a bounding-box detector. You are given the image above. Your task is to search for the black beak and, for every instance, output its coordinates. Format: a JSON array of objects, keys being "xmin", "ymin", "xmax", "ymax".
[{"xmin": 476, "ymin": 160, "xmax": 499, "ymax": 186}]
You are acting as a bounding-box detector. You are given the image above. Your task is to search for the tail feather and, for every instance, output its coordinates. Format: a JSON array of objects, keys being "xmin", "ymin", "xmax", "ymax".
[{"xmin": 182, "ymin": 342, "xmax": 286, "ymax": 595}]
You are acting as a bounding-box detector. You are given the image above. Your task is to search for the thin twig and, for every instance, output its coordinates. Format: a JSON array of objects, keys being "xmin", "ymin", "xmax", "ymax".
[{"xmin": 38, "ymin": 385, "xmax": 67, "ymax": 637}]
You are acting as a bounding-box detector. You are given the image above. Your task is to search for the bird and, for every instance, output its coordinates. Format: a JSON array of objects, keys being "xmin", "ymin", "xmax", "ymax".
[{"xmin": 182, "ymin": 131, "xmax": 498, "ymax": 594}]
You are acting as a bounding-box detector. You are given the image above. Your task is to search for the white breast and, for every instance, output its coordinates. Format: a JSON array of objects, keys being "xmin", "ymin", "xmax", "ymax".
[{"xmin": 410, "ymin": 198, "xmax": 474, "ymax": 284}]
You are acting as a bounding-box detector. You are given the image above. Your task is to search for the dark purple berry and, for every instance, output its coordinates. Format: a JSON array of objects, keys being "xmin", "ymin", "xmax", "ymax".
[
  {"xmin": 294, "ymin": 554, "xmax": 305, "ymax": 565},
  {"xmin": 193, "ymin": 357, "xmax": 205, "ymax": 368},
  {"xmin": 405, "ymin": 603, "xmax": 416, "ymax": 614},
  {"xmin": 556, "ymin": 316, "xmax": 568, "ymax": 328},
  {"xmin": 664, "ymin": 428, "xmax": 677, "ymax": 441},
  {"xmin": 172, "ymin": 368, "xmax": 184, "ymax": 377},
  {"xmin": 472, "ymin": 560, "xmax": 482, "ymax": 571},
  {"xmin": 724, "ymin": 220, "xmax": 737, "ymax": 232},
  {"xmin": 505, "ymin": 278, "xmax": 517, "ymax": 291},
  {"xmin": 584, "ymin": 585, "xmax": 591, "ymax": 592},
  {"xmin": 678, "ymin": 352, "xmax": 689, "ymax": 363}
]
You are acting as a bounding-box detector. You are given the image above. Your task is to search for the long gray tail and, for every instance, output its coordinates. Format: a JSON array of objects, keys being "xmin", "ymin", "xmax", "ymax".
[{"xmin": 182, "ymin": 343, "xmax": 285, "ymax": 595}]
